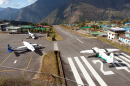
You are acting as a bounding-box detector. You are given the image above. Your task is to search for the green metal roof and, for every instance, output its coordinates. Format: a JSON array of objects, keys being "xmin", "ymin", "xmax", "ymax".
[
  {"xmin": 121, "ymin": 26, "xmax": 130, "ymax": 28},
  {"xmin": 20, "ymin": 25, "xmax": 36, "ymax": 28},
  {"xmin": 35, "ymin": 28, "xmax": 40, "ymax": 30},
  {"xmin": 80, "ymin": 27, "xmax": 90, "ymax": 29},
  {"xmin": 41, "ymin": 28, "xmax": 46, "ymax": 30},
  {"xmin": 91, "ymin": 32, "xmax": 100, "ymax": 35}
]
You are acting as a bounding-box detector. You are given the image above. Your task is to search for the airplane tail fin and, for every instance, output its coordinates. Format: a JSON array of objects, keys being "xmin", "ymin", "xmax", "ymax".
[
  {"xmin": 7, "ymin": 44, "xmax": 13, "ymax": 53},
  {"xmin": 107, "ymin": 53, "xmax": 114, "ymax": 63},
  {"xmin": 28, "ymin": 29, "xmax": 31, "ymax": 34}
]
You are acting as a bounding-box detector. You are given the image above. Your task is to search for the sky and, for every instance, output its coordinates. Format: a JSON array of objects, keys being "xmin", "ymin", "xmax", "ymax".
[{"xmin": 0, "ymin": 0, "xmax": 37, "ymax": 9}]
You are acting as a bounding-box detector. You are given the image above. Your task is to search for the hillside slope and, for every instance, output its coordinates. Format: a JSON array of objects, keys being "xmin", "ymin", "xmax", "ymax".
[
  {"xmin": 9, "ymin": 0, "xmax": 68, "ymax": 23},
  {"xmin": 0, "ymin": 7, "xmax": 20, "ymax": 20},
  {"xmin": 42, "ymin": 0, "xmax": 130, "ymax": 24}
]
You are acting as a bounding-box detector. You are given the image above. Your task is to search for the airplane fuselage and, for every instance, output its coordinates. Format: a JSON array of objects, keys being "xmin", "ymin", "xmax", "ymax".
[
  {"xmin": 29, "ymin": 33, "xmax": 35, "ymax": 39},
  {"xmin": 97, "ymin": 51, "xmax": 109, "ymax": 61},
  {"xmin": 92, "ymin": 47, "xmax": 110, "ymax": 61},
  {"xmin": 23, "ymin": 41, "xmax": 35, "ymax": 51}
]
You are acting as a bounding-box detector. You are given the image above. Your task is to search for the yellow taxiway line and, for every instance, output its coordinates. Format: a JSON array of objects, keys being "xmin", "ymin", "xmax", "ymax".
[
  {"xmin": 0, "ymin": 56, "xmax": 33, "ymax": 72},
  {"xmin": 0, "ymin": 52, "xmax": 14, "ymax": 66},
  {"xmin": 21, "ymin": 56, "xmax": 32, "ymax": 70}
]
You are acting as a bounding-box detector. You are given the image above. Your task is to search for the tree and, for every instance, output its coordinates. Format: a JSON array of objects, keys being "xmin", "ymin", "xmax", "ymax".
[{"xmin": 40, "ymin": 22, "xmax": 48, "ymax": 26}]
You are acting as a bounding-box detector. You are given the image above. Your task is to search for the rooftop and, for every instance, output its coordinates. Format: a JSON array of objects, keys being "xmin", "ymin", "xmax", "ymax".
[
  {"xmin": 43, "ymin": 26, "xmax": 50, "ymax": 28},
  {"xmin": 120, "ymin": 34, "xmax": 130, "ymax": 40},
  {"xmin": 108, "ymin": 27, "xmax": 126, "ymax": 32},
  {"xmin": 20, "ymin": 25, "xmax": 36, "ymax": 28},
  {"xmin": 6, "ymin": 27, "xmax": 21, "ymax": 30}
]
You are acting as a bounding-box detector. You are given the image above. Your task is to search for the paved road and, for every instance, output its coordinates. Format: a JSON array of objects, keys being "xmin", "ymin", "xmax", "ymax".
[
  {"xmin": 54, "ymin": 25, "xmax": 130, "ymax": 86},
  {"xmin": 0, "ymin": 34, "xmax": 53, "ymax": 78}
]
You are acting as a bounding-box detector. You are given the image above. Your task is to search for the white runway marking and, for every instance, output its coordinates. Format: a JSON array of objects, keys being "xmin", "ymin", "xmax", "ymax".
[
  {"xmin": 68, "ymin": 58, "xmax": 84, "ymax": 86},
  {"xmin": 112, "ymin": 63, "xmax": 130, "ymax": 72},
  {"xmin": 93, "ymin": 60, "xmax": 114, "ymax": 75},
  {"xmin": 81, "ymin": 56, "xmax": 107, "ymax": 86},
  {"xmin": 77, "ymin": 38, "xmax": 83, "ymax": 44},
  {"xmin": 114, "ymin": 56, "xmax": 130, "ymax": 68},
  {"xmin": 14, "ymin": 60, "xmax": 17, "ymax": 64},
  {"xmin": 54, "ymin": 41, "xmax": 59, "ymax": 51},
  {"xmin": 74, "ymin": 57, "xmax": 96, "ymax": 86},
  {"xmin": 121, "ymin": 53, "xmax": 130, "ymax": 59},
  {"xmin": 119, "ymin": 55, "xmax": 130, "ymax": 63}
]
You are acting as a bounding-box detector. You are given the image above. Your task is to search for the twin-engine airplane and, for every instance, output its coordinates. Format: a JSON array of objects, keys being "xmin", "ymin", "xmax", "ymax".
[
  {"xmin": 7, "ymin": 41, "xmax": 42, "ymax": 53},
  {"xmin": 28, "ymin": 29, "xmax": 35, "ymax": 39},
  {"xmin": 80, "ymin": 47, "xmax": 120, "ymax": 63}
]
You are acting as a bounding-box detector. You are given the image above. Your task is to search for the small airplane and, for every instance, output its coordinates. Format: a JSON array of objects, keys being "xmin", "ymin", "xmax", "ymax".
[
  {"xmin": 80, "ymin": 47, "xmax": 120, "ymax": 63},
  {"xmin": 27, "ymin": 29, "xmax": 35, "ymax": 39},
  {"xmin": 7, "ymin": 41, "xmax": 42, "ymax": 53}
]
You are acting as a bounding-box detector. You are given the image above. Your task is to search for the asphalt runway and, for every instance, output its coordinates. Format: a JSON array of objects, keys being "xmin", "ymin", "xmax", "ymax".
[
  {"xmin": 54, "ymin": 25, "xmax": 130, "ymax": 86},
  {"xmin": 0, "ymin": 34, "xmax": 54, "ymax": 78}
]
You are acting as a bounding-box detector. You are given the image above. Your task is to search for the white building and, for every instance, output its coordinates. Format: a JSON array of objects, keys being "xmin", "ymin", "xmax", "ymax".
[
  {"xmin": 5, "ymin": 26, "xmax": 21, "ymax": 33},
  {"xmin": 107, "ymin": 27, "xmax": 126, "ymax": 40}
]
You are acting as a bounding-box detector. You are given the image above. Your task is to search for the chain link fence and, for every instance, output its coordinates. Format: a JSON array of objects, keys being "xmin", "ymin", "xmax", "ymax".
[{"xmin": 0, "ymin": 66, "xmax": 88, "ymax": 86}]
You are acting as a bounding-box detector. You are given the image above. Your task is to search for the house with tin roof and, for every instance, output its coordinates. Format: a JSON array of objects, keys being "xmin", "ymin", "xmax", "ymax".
[
  {"xmin": 107, "ymin": 27, "xmax": 126, "ymax": 40},
  {"xmin": 119, "ymin": 32, "xmax": 130, "ymax": 45}
]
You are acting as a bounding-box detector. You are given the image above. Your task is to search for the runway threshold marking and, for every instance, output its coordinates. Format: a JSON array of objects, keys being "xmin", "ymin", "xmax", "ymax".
[
  {"xmin": 0, "ymin": 52, "xmax": 14, "ymax": 66},
  {"xmin": 119, "ymin": 55, "xmax": 130, "ymax": 62},
  {"xmin": 81, "ymin": 56, "xmax": 107, "ymax": 86},
  {"xmin": 68, "ymin": 57, "xmax": 84, "ymax": 86},
  {"xmin": 121, "ymin": 53, "xmax": 130, "ymax": 58},
  {"xmin": 74, "ymin": 57, "xmax": 96, "ymax": 86}
]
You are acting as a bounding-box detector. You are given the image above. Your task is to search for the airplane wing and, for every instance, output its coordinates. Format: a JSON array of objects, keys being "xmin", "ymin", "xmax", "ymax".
[
  {"xmin": 8, "ymin": 44, "xmax": 28, "ymax": 53},
  {"xmin": 32, "ymin": 44, "xmax": 42, "ymax": 48},
  {"xmin": 16, "ymin": 46, "xmax": 27, "ymax": 49},
  {"xmin": 80, "ymin": 50, "xmax": 94, "ymax": 53},
  {"xmin": 12, "ymin": 46, "xmax": 28, "ymax": 51},
  {"xmin": 105, "ymin": 49, "xmax": 120, "ymax": 52},
  {"xmin": 99, "ymin": 49, "xmax": 120, "ymax": 52}
]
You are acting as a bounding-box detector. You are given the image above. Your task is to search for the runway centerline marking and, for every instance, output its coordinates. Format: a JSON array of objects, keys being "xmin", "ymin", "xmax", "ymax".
[
  {"xmin": 68, "ymin": 57, "xmax": 84, "ymax": 86},
  {"xmin": 74, "ymin": 57, "xmax": 96, "ymax": 86},
  {"xmin": 0, "ymin": 52, "xmax": 14, "ymax": 66},
  {"xmin": 76, "ymin": 38, "xmax": 83, "ymax": 44},
  {"xmin": 81, "ymin": 56, "xmax": 107, "ymax": 86}
]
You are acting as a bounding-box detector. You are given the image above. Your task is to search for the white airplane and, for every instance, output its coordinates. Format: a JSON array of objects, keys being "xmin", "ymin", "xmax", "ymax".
[
  {"xmin": 80, "ymin": 47, "xmax": 120, "ymax": 63},
  {"xmin": 7, "ymin": 41, "xmax": 42, "ymax": 53},
  {"xmin": 27, "ymin": 29, "xmax": 35, "ymax": 39}
]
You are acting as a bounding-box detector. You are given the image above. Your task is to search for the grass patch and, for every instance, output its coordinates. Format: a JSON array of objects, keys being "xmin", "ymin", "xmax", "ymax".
[
  {"xmin": 0, "ymin": 33, "xmax": 8, "ymax": 34},
  {"xmin": 0, "ymin": 76, "xmax": 42, "ymax": 86},
  {"xmin": 46, "ymin": 26, "xmax": 63, "ymax": 41},
  {"xmin": 98, "ymin": 37, "xmax": 130, "ymax": 54},
  {"xmin": 39, "ymin": 52, "xmax": 61, "ymax": 84}
]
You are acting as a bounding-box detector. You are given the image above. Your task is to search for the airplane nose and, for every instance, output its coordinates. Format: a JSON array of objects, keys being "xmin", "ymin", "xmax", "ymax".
[{"xmin": 31, "ymin": 48, "xmax": 35, "ymax": 51}]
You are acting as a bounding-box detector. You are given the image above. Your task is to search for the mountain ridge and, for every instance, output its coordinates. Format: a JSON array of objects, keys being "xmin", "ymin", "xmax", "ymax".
[
  {"xmin": 8, "ymin": 0, "xmax": 68, "ymax": 23},
  {"xmin": 42, "ymin": 0, "xmax": 130, "ymax": 24},
  {"xmin": 0, "ymin": 7, "xmax": 21, "ymax": 20}
]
